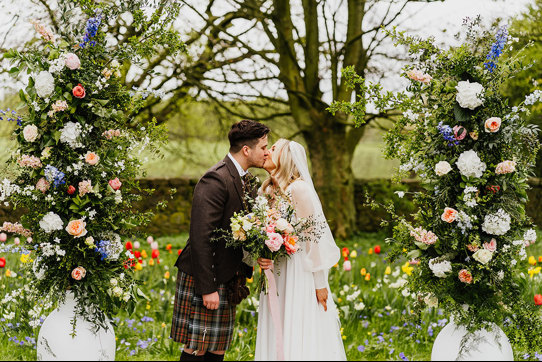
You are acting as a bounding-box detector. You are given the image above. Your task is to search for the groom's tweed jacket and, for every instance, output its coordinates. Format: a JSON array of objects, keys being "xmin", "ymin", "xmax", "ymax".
[{"xmin": 175, "ymin": 156, "xmax": 254, "ymax": 296}]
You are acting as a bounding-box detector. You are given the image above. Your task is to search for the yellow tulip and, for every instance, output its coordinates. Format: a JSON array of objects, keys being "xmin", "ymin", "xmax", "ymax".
[
  {"xmin": 528, "ymin": 267, "xmax": 542, "ymax": 279},
  {"xmin": 161, "ymin": 323, "xmax": 167, "ymax": 328},
  {"xmin": 135, "ymin": 262, "xmax": 143, "ymax": 271},
  {"xmin": 141, "ymin": 250, "xmax": 148, "ymax": 258},
  {"xmin": 368, "ymin": 248, "xmax": 373, "ymax": 255},
  {"xmin": 20, "ymin": 253, "xmax": 32, "ymax": 264},
  {"xmin": 401, "ymin": 262, "xmax": 413, "ymax": 276},
  {"xmin": 385, "ymin": 266, "xmax": 392, "ymax": 275},
  {"xmin": 164, "ymin": 271, "xmax": 170, "ymax": 279},
  {"xmin": 247, "ymin": 277, "xmax": 253, "ymax": 284},
  {"xmin": 529, "ymin": 256, "xmax": 537, "ymax": 266},
  {"xmin": 360, "ymin": 268, "xmax": 367, "ymax": 276},
  {"xmin": 149, "ymin": 259, "xmax": 155, "ymax": 266},
  {"xmin": 365, "ymin": 273, "xmax": 371, "ymax": 281},
  {"xmin": 5, "ymin": 269, "xmax": 11, "ymax": 277},
  {"xmin": 146, "ymin": 304, "xmax": 151, "ymax": 310},
  {"xmin": 350, "ymin": 250, "xmax": 358, "ymax": 259}
]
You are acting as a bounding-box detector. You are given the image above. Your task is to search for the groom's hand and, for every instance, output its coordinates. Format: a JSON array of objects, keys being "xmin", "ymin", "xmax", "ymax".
[
  {"xmin": 203, "ymin": 292, "xmax": 220, "ymax": 310},
  {"xmin": 257, "ymin": 258, "xmax": 273, "ymax": 270}
]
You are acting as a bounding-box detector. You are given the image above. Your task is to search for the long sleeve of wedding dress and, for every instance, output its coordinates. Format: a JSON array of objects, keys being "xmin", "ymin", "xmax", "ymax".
[{"xmin": 289, "ymin": 181, "xmax": 340, "ymax": 289}]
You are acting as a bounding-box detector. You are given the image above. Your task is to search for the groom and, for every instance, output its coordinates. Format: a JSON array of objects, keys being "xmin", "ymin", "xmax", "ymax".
[{"xmin": 171, "ymin": 120, "xmax": 270, "ymax": 361}]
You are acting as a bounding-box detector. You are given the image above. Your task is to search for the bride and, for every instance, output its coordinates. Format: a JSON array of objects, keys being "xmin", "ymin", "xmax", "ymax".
[{"xmin": 255, "ymin": 139, "xmax": 346, "ymax": 361}]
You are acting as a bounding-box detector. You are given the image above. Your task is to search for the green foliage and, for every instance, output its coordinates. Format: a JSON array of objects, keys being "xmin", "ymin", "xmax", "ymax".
[
  {"xmin": 0, "ymin": 1, "xmax": 184, "ymax": 331},
  {"xmin": 335, "ymin": 18, "xmax": 542, "ymax": 352}
]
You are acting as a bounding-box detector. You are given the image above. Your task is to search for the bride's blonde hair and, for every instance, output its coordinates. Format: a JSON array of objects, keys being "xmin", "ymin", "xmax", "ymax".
[{"xmin": 261, "ymin": 138, "xmax": 301, "ymax": 195}]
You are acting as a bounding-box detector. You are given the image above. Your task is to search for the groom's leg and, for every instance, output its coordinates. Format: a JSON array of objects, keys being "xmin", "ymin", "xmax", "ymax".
[
  {"xmin": 204, "ymin": 351, "xmax": 225, "ymax": 361},
  {"xmin": 180, "ymin": 349, "xmax": 205, "ymax": 361}
]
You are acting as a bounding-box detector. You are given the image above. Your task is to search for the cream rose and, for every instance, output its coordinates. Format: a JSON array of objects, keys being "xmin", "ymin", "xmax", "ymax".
[
  {"xmin": 435, "ymin": 161, "xmax": 452, "ymax": 176},
  {"xmin": 495, "ymin": 160, "xmax": 516, "ymax": 175},
  {"xmin": 36, "ymin": 178, "xmax": 50, "ymax": 193},
  {"xmin": 35, "ymin": 71, "xmax": 55, "ymax": 99},
  {"xmin": 66, "ymin": 219, "xmax": 87, "ymax": 238},
  {"xmin": 455, "ymin": 80, "xmax": 484, "ymax": 110},
  {"xmin": 23, "ymin": 125, "xmax": 39, "ymax": 143},
  {"xmin": 473, "ymin": 249, "xmax": 493, "ymax": 265},
  {"xmin": 275, "ymin": 218, "xmax": 294, "ymax": 233},
  {"xmin": 65, "ymin": 53, "xmax": 81, "ymax": 70},
  {"xmin": 484, "ymin": 117, "xmax": 502, "ymax": 133}
]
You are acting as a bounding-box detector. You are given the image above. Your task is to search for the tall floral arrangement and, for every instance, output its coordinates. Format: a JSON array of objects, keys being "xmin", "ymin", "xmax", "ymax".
[
  {"xmin": 330, "ymin": 18, "xmax": 542, "ymax": 351},
  {"xmin": 0, "ymin": 1, "xmax": 183, "ymax": 329}
]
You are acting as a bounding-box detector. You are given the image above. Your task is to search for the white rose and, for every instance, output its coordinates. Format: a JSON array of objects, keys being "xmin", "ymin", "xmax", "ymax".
[
  {"xmin": 455, "ymin": 80, "xmax": 484, "ymax": 110},
  {"xmin": 482, "ymin": 209, "xmax": 511, "ymax": 236},
  {"xmin": 39, "ymin": 212, "xmax": 64, "ymax": 233},
  {"xmin": 524, "ymin": 229, "xmax": 537, "ymax": 244},
  {"xmin": 35, "ymin": 71, "xmax": 55, "ymax": 99},
  {"xmin": 59, "ymin": 122, "xmax": 83, "ymax": 148},
  {"xmin": 110, "ymin": 278, "xmax": 118, "ymax": 287},
  {"xmin": 473, "ymin": 249, "xmax": 493, "ymax": 265},
  {"xmin": 434, "ymin": 161, "xmax": 452, "ymax": 176},
  {"xmin": 456, "ymin": 150, "xmax": 486, "ymax": 178},
  {"xmin": 23, "ymin": 125, "xmax": 40, "ymax": 143},
  {"xmin": 424, "ymin": 294, "xmax": 438, "ymax": 308},
  {"xmin": 242, "ymin": 219, "xmax": 253, "ymax": 231},
  {"xmin": 112, "ymin": 286, "xmax": 123, "ymax": 297},
  {"xmin": 428, "ymin": 259, "xmax": 452, "ymax": 278},
  {"xmin": 275, "ymin": 218, "xmax": 294, "ymax": 233}
]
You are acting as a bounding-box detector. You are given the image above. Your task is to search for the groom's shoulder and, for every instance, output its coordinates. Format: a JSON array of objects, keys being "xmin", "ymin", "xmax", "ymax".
[{"xmin": 199, "ymin": 159, "xmax": 230, "ymax": 182}]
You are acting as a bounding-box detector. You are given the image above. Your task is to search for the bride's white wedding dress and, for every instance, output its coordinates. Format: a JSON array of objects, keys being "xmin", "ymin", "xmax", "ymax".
[{"xmin": 255, "ymin": 144, "xmax": 346, "ymax": 361}]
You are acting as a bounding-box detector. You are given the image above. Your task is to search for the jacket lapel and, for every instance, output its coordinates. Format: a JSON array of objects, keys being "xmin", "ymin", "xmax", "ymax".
[{"xmin": 224, "ymin": 156, "xmax": 245, "ymax": 209}]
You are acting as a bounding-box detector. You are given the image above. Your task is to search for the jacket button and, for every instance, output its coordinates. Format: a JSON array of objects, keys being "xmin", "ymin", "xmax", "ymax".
[
  {"xmin": 213, "ymin": 252, "xmax": 215, "ymax": 256},
  {"xmin": 213, "ymin": 278, "xmax": 216, "ymax": 282},
  {"xmin": 212, "ymin": 265, "xmax": 214, "ymax": 269}
]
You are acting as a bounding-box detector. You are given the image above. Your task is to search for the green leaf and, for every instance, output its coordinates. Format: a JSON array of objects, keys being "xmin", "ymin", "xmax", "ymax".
[
  {"xmin": 53, "ymin": 131, "xmax": 61, "ymax": 144},
  {"xmin": 136, "ymin": 288, "xmax": 150, "ymax": 301},
  {"xmin": 95, "ymin": 99, "xmax": 110, "ymax": 106},
  {"xmin": 453, "ymin": 103, "xmax": 470, "ymax": 123},
  {"xmin": 9, "ymin": 67, "xmax": 19, "ymax": 75}
]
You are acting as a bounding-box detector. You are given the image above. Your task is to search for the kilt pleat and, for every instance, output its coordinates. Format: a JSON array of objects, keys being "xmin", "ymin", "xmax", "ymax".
[{"xmin": 170, "ymin": 271, "xmax": 236, "ymax": 352}]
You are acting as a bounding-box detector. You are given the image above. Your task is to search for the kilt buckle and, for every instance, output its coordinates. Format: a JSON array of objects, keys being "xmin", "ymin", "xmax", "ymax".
[{"xmin": 202, "ymin": 328, "xmax": 208, "ymax": 343}]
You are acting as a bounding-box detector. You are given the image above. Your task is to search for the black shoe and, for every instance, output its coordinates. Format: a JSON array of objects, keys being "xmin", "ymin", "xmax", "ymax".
[
  {"xmin": 180, "ymin": 351, "xmax": 205, "ymax": 361},
  {"xmin": 204, "ymin": 352, "xmax": 225, "ymax": 361}
]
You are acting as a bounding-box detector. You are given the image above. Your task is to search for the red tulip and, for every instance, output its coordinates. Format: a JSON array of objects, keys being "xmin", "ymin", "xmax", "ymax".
[
  {"xmin": 134, "ymin": 250, "xmax": 141, "ymax": 259},
  {"xmin": 151, "ymin": 249, "xmax": 159, "ymax": 259},
  {"xmin": 178, "ymin": 249, "xmax": 183, "ymax": 256},
  {"xmin": 0, "ymin": 257, "xmax": 5, "ymax": 268},
  {"xmin": 535, "ymin": 294, "xmax": 542, "ymax": 306},
  {"xmin": 374, "ymin": 245, "xmax": 381, "ymax": 254},
  {"xmin": 67, "ymin": 185, "xmax": 76, "ymax": 195},
  {"xmin": 125, "ymin": 241, "xmax": 133, "ymax": 250},
  {"xmin": 341, "ymin": 247, "xmax": 350, "ymax": 258}
]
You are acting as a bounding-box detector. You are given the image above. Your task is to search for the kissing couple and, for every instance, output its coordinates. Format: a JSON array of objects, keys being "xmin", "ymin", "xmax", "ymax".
[{"xmin": 171, "ymin": 120, "xmax": 347, "ymax": 361}]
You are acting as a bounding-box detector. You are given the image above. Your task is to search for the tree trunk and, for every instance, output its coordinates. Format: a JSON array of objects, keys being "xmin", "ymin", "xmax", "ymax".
[{"xmin": 301, "ymin": 113, "xmax": 364, "ymax": 239}]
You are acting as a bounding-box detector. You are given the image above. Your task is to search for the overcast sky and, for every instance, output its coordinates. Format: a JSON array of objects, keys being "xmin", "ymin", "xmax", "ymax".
[{"xmin": 0, "ymin": 0, "xmax": 534, "ymax": 101}]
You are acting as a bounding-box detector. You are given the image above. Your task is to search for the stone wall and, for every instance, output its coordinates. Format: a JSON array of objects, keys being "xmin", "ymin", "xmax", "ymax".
[{"xmin": 1, "ymin": 178, "xmax": 541, "ymax": 237}]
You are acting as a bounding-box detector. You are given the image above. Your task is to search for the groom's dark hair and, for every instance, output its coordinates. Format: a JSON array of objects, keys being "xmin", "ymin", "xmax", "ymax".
[{"xmin": 228, "ymin": 120, "xmax": 270, "ymax": 153}]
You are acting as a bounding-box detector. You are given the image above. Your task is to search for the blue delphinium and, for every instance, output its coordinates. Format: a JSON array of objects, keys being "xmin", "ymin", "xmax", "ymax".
[
  {"xmin": 95, "ymin": 239, "xmax": 111, "ymax": 260},
  {"xmin": 44, "ymin": 165, "xmax": 66, "ymax": 188},
  {"xmin": 80, "ymin": 15, "xmax": 102, "ymax": 48},
  {"xmin": 0, "ymin": 109, "xmax": 23, "ymax": 126},
  {"xmin": 484, "ymin": 26, "xmax": 508, "ymax": 72},
  {"xmin": 437, "ymin": 122, "xmax": 459, "ymax": 146}
]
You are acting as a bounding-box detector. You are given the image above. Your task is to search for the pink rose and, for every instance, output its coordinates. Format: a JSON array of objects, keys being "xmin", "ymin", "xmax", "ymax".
[
  {"xmin": 71, "ymin": 266, "xmax": 86, "ymax": 280},
  {"xmin": 78, "ymin": 180, "xmax": 93, "ymax": 197},
  {"xmin": 14, "ymin": 237, "xmax": 20, "ymax": 245},
  {"xmin": 65, "ymin": 53, "xmax": 81, "ymax": 70},
  {"xmin": 147, "ymin": 236, "xmax": 154, "ymax": 244},
  {"xmin": 483, "ymin": 238, "xmax": 497, "ymax": 252},
  {"xmin": 85, "ymin": 151, "xmax": 100, "ymax": 165},
  {"xmin": 36, "ymin": 178, "xmax": 50, "ymax": 193},
  {"xmin": 453, "ymin": 125, "xmax": 467, "ymax": 141},
  {"xmin": 407, "ymin": 69, "xmax": 432, "ymax": 84},
  {"xmin": 109, "ymin": 178, "xmax": 122, "ymax": 191},
  {"xmin": 265, "ymin": 232, "xmax": 283, "ymax": 252},
  {"xmin": 0, "ymin": 233, "xmax": 6, "ymax": 242},
  {"xmin": 441, "ymin": 207, "xmax": 458, "ymax": 223},
  {"xmin": 266, "ymin": 223, "xmax": 276, "ymax": 234},
  {"xmin": 484, "ymin": 117, "xmax": 501, "ymax": 133}
]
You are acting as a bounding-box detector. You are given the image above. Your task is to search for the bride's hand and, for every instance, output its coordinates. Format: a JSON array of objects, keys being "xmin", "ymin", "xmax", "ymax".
[
  {"xmin": 316, "ymin": 288, "xmax": 328, "ymax": 311},
  {"xmin": 257, "ymin": 258, "xmax": 273, "ymax": 270}
]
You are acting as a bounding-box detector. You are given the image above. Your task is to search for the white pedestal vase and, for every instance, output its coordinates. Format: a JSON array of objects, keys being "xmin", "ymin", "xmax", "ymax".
[
  {"xmin": 37, "ymin": 292, "xmax": 116, "ymax": 361},
  {"xmin": 431, "ymin": 318, "xmax": 513, "ymax": 361}
]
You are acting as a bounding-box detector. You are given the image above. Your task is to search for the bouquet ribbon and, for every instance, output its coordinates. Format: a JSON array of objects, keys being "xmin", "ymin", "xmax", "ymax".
[{"xmin": 264, "ymin": 269, "xmax": 285, "ymax": 361}]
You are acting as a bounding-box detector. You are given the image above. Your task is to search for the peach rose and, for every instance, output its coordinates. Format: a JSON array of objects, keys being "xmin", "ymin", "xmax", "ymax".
[
  {"xmin": 284, "ymin": 235, "xmax": 299, "ymax": 255},
  {"xmin": 66, "ymin": 219, "xmax": 87, "ymax": 238},
  {"xmin": 484, "ymin": 117, "xmax": 502, "ymax": 133},
  {"xmin": 72, "ymin": 83, "xmax": 86, "ymax": 99},
  {"xmin": 109, "ymin": 178, "xmax": 122, "ymax": 191},
  {"xmin": 441, "ymin": 207, "xmax": 458, "ymax": 223},
  {"xmin": 78, "ymin": 180, "xmax": 93, "ymax": 197},
  {"xmin": 71, "ymin": 266, "xmax": 86, "ymax": 280},
  {"xmin": 85, "ymin": 151, "xmax": 100, "ymax": 165},
  {"xmin": 36, "ymin": 178, "xmax": 50, "ymax": 193},
  {"xmin": 458, "ymin": 269, "xmax": 473, "ymax": 284},
  {"xmin": 495, "ymin": 160, "xmax": 516, "ymax": 175}
]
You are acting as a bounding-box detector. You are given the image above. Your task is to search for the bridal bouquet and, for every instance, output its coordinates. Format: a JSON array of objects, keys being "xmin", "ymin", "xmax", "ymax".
[
  {"xmin": 331, "ymin": 18, "xmax": 542, "ymax": 352},
  {"xmin": 218, "ymin": 194, "xmax": 311, "ymax": 293},
  {"xmin": 0, "ymin": 1, "xmax": 183, "ymax": 331}
]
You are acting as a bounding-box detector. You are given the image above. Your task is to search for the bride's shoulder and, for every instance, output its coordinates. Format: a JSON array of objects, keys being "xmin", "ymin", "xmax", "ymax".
[{"xmin": 287, "ymin": 179, "xmax": 310, "ymax": 194}]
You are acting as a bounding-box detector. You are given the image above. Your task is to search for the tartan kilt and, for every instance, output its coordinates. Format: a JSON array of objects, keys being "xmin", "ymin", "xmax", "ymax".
[{"xmin": 170, "ymin": 271, "xmax": 236, "ymax": 352}]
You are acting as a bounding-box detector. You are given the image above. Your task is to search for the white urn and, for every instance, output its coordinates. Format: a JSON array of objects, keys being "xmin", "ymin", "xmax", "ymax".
[
  {"xmin": 37, "ymin": 292, "xmax": 116, "ymax": 361},
  {"xmin": 431, "ymin": 318, "xmax": 513, "ymax": 361}
]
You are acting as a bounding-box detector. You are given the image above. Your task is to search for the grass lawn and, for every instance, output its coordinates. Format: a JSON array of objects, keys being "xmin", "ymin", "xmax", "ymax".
[{"xmin": 1, "ymin": 230, "xmax": 542, "ymax": 361}]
